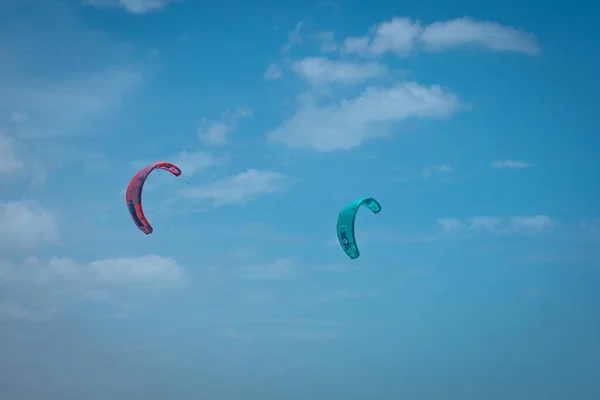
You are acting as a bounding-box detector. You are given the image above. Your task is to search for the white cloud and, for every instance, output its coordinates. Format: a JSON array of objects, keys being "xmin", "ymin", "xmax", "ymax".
[
  {"xmin": 437, "ymin": 218, "xmax": 462, "ymax": 231},
  {"xmin": 267, "ymin": 82, "xmax": 461, "ymax": 151},
  {"xmin": 5, "ymin": 254, "xmax": 184, "ymax": 288},
  {"xmin": 0, "ymin": 201, "xmax": 58, "ymax": 253},
  {"xmin": 421, "ymin": 164, "xmax": 453, "ymax": 178},
  {"xmin": 282, "ymin": 22, "xmax": 304, "ymax": 54},
  {"xmin": 264, "ymin": 63, "xmax": 283, "ymax": 80},
  {"xmin": 437, "ymin": 215, "xmax": 557, "ymax": 235},
  {"xmin": 0, "ymin": 133, "xmax": 45, "ymax": 184},
  {"xmin": 3, "ymin": 68, "xmax": 143, "ymax": 138},
  {"xmin": 83, "ymin": 0, "xmax": 177, "ymax": 13},
  {"xmin": 343, "ymin": 36, "xmax": 370, "ymax": 54},
  {"xmin": 491, "ymin": 159, "xmax": 534, "ymax": 168},
  {"xmin": 509, "ymin": 215, "xmax": 557, "ymax": 232},
  {"xmin": 0, "ymin": 254, "xmax": 185, "ymax": 321},
  {"xmin": 87, "ymin": 255, "xmax": 184, "ymax": 284},
  {"xmin": 180, "ymin": 169, "xmax": 291, "ymax": 206},
  {"xmin": 468, "ymin": 216, "xmax": 504, "ymax": 232},
  {"xmin": 197, "ymin": 106, "xmax": 252, "ymax": 146},
  {"xmin": 342, "ymin": 16, "xmax": 540, "ymax": 57},
  {"xmin": 292, "ymin": 57, "xmax": 388, "ymax": 86},
  {"xmin": 420, "ymin": 17, "xmax": 541, "ymax": 55},
  {"xmin": 0, "ymin": 133, "xmax": 24, "ymax": 177},
  {"xmin": 343, "ymin": 17, "xmax": 422, "ymax": 56},
  {"xmin": 316, "ymin": 31, "xmax": 338, "ymax": 52}
]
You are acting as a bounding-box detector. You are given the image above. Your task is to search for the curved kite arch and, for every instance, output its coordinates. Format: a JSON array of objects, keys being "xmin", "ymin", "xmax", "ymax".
[
  {"xmin": 336, "ymin": 197, "xmax": 382, "ymax": 259},
  {"xmin": 125, "ymin": 161, "xmax": 181, "ymax": 235}
]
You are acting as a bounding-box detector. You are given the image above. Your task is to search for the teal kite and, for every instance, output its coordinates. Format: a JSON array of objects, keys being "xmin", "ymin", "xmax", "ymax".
[{"xmin": 336, "ymin": 197, "xmax": 382, "ymax": 259}]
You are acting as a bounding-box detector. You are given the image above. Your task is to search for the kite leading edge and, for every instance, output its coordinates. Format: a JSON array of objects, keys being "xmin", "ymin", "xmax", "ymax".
[
  {"xmin": 125, "ymin": 161, "xmax": 181, "ymax": 235},
  {"xmin": 336, "ymin": 197, "xmax": 382, "ymax": 259}
]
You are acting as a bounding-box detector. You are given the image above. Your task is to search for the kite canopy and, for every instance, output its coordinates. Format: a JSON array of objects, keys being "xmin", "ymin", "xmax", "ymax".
[
  {"xmin": 336, "ymin": 197, "xmax": 382, "ymax": 259},
  {"xmin": 125, "ymin": 161, "xmax": 181, "ymax": 234}
]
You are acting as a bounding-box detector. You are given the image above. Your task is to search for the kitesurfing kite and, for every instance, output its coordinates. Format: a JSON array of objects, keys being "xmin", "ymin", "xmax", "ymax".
[
  {"xmin": 125, "ymin": 161, "xmax": 181, "ymax": 234},
  {"xmin": 336, "ymin": 197, "xmax": 382, "ymax": 259}
]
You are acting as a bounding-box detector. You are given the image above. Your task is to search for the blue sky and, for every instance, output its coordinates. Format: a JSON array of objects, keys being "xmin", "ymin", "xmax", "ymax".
[{"xmin": 1, "ymin": 0, "xmax": 599, "ymax": 398}]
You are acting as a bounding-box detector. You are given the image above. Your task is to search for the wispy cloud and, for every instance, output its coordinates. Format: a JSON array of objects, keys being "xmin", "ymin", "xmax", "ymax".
[
  {"xmin": 0, "ymin": 133, "xmax": 25, "ymax": 177},
  {"xmin": 264, "ymin": 21, "xmax": 307, "ymax": 80},
  {"xmin": 343, "ymin": 17, "xmax": 422, "ymax": 56},
  {"xmin": 510, "ymin": 216, "xmax": 557, "ymax": 231},
  {"xmin": 86, "ymin": 255, "xmax": 184, "ymax": 285},
  {"xmin": 197, "ymin": 106, "xmax": 252, "ymax": 146},
  {"xmin": 420, "ymin": 17, "xmax": 541, "ymax": 55},
  {"xmin": 267, "ymin": 82, "xmax": 461, "ymax": 151},
  {"xmin": 264, "ymin": 63, "xmax": 283, "ymax": 80},
  {"xmin": 421, "ymin": 164, "xmax": 453, "ymax": 178},
  {"xmin": 315, "ymin": 31, "xmax": 338, "ymax": 52},
  {"xmin": 325, "ymin": 215, "xmax": 558, "ymax": 247},
  {"xmin": 0, "ymin": 201, "xmax": 59, "ymax": 254},
  {"xmin": 0, "ymin": 254, "xmax": 185, "ymax": 321},
  {"xmin": 437, "ymin": 215, "xmax": 558, "ymax": 236},
  {"xmin": 180, "ymin": 169, "xmax": 292, "ymax": 206},
  {"xmin": 5, "ymin": 69, "xmax": 143, "ymax": 139},
  {"xmin": 281, "ymin": 21, "xmax": 304, "ymax": 54},
  {"xmin": 341, "ymin": 16, "xmax": 540, "ymax": 56},
  {"xmin": 83, "ymin": 0, "xmax": 178, "ymax": 14},
  {"xmin": 491, "ymin": 159, "xmax": 534, "ymax": 168},
  {"xmin": 2, "ymin": 255, "xmax": 184, "ymax": 287},
  {"xmin": 292, "ymin": 57, "xmax": 388, "ymax": 86}
]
